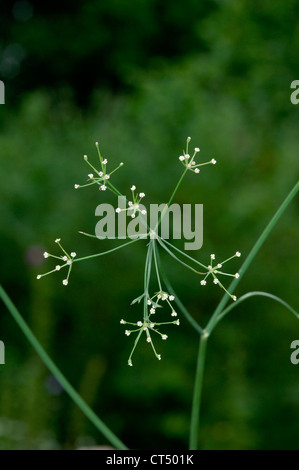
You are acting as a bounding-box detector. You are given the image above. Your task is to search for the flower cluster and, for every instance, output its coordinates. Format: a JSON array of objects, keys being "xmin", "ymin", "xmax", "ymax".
[
  {"xmin": 120, "ymin": 290, "xmax": 180, "ymax": 366},
  {"xmin": 37, "ymin": 137, "xmax": 243, "ymax": 367},
  {"xmin": 116, "ymin": 185, "xmax": 146, "ymax": 218},
  {"xmin": 178, "ymin": 137, "xmax": 216, "ymax": 174},
  {"xmin": 36, "ymin": 239, "xmax": 76, "ymax": 286},
  {"xmin": 74, "ymin": 142, "xmax": 123, "ymax": 191},
  {"xmin": 200, "ymin": 252, "xmax": 241, "ymax": 301}
]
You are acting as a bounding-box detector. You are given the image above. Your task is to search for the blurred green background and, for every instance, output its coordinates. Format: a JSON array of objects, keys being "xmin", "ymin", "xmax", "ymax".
[{"xmin": 0, "ymin": 0, "xmax": 299, "ymax": 450}]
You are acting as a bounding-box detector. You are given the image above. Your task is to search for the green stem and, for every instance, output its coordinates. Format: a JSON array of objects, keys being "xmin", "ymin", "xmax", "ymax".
[
  {"xmin": 157, "ymin": 255, "xmax": 204, "ymax": 335},
  {"xmin": 189, "ymin": 333, "xmax": 208, "ymax": 450},
  {"xmin": 156, "ymin": 166, "xmax": 188, "ymax": 231},
  {"xmin": 152, "ymin": 240, "xmax": 162, "ymax": 291},
  {"xmin": 215, "ymin": 291, "xmax": 299, "ymax": 328},
  {"xmin": 189, "ymin": 180, "xmax": 299, "ymax": 450},
  {"xmin": 0, "ymin": 283, "xmax": 128, "ymax": 450},
  {"xmin": 158, "ymin": 238, "xmax": 201, "ymax": 275},
  {"xmin": 74, "ymin": 237, "xmax": 142, "ymax": 262},
  {"xmin": 205, "ymin": 180, "xmax": 299, "ymax": 334}
]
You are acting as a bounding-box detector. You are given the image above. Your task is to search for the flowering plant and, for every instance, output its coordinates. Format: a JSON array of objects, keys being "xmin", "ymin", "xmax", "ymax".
[{"xmin": 0, "ymin": 137, "xmax": 298, "ymax": 450}]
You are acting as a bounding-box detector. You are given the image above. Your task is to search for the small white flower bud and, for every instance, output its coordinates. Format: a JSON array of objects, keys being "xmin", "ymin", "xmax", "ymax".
[
  {"xmin": 162, "ymin": 335, "xmax": 168, "ymax": 340},
  {"xmin": 88, "ymin": 173, "xmax": 93, "ymax": 179},
  {"xmin": 125, "ymin": 330, "xmax": 130, "ymax": 336},
  {"xmin": 71, "ymin": 252, "xmax": 76, "ymax": 258},
  {"xmin": 195, "ymin": 168, "xmax": 200, "ymax": 173},
  {"xmin": 99, "ymin": 171, "xmax": 103, "ymax": 177},
  {"xmin": 130, "ymin": 185, "xmax": 136, "ymax": 191},
  {"xmin": 175, "ymin": 319, "xmax": 180, "ymax": 325},
  {"xmin": 36, "ymin": 275, "xmax": 41, "ymax": 279},
  {"xmin": 55, "ymin": 238, "xmax": 61, "ymax": 243},
  {"xmin": 200, "ymin": 280, "xmax": 206, "ymax": 286},
  {"xmin": 194, "ymin": 147, "xmax": 200, "ymax": 152},
  {"xmin": 232, "ymin": 295, "xmax": 237, "ymax": 301},
  {"xmin": 137, "ymin": 321, "xmax": 143, "ymax": 327},
  {"xmin": 55, "ymin": 265, "xmax": 61, "ymax": 271},
  {"xmin": 116, "ymin": 208, "xmax": 121, "ymax": 213},
  {"xmin": 74, "ymin": 184, "xmax": 79, "ymax": 189},
  {"xmin": 103, "ymin": 159, "xmax": 108, "ymax": 165},
  {"xmin": 169, "ymin": 295, "xmax": 175, "ymax": 301},
  {"xmin": 171, "ymin": 311, "xmax": 178, "ymax": 316},
  {"xmin": 211, "ymin": 254, "xmax": 215, "ymax": 260},
  {"xmin": 84, "ymin": 155, "xmax": 88, "ymax": 160},
  {"xmin": 43, "ymin": 252, "xmax": 49, "ymax": 258},
  {"xmin": 213, "ymin": 278, "xmax": 219, "ymax": 284},
  {"xmin": 141, "ymin": 210, "xmax": 146, "ymax": 215},
  {"xmin": 157, "ymin": 354, "xmax": 161, "ymax": 360},
  {"xmin": 211, "ymin": 159, "xmax": 217, "ymax": 164},
  {"xmin": 120, "ymin": 319, "xmax": 125, "ymax": 324},
  {"xmin": 236, "ymin": 251, "xmax": 241, "ymax": 257},
  {"xmin": 235, "ymin": 273, "xmax": 240, "ymax": 279},
  {"xmin": 62, "ymin": 279, "xmax": 68, "ymax": 286},
  {"xmin": 128, "ymin": 359, "xmax": 133, "ymax": 366},
  {"xmin": 62, "ymin": 256, "xmax": 68, "ymax": 261}
]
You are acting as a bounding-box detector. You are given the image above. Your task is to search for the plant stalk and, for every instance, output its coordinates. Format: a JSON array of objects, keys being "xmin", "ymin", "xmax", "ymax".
[
  {"xmin": 189, "ymin": 333, "xmax": 208, "ymax": 450},
  {"xmin": 0, "ymin": 283, "xmax": 128, "ymax": 450}
]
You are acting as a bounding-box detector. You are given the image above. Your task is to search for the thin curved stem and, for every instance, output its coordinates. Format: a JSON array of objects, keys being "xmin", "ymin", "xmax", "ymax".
[
  {"xmin": 189, "ymin": 180, "xmax": 299, "ymax": 450},
  {"xmin": 205, "ymin": 181, "xmax": 299, "ymax": 334},
  {"xmin": 0, "ymin": 284, "xmax": 127, "ymax": 450},
  {"xmin": 215, "ymin": 291, "xmax": 299, "ymax": 328},
  {"xmin": 156, "ymin": 248, "xmax": 204, "ymax": 335},
  {"xmin": 74, "ymin": 237, "xmax": 143, "ymax": 262},
  {"xmin": 158, "ymin": 238, "xmax": 202, "ymax": 275}
]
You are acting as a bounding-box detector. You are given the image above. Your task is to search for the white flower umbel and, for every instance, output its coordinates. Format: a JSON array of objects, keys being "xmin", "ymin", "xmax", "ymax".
[
  {"xmin": 179, "ymin": 137, "xmax": 217, "ymax": 175},
  {"xmin": 116, "ymin": 186, "xmax": 147, "ymax": 219},
  {"xmin": 36, "ymin": 238, "xmax": 77, "ymax": 286},
  {"xmin": 74, "ymin": 142, "xmax": 124, "ymax": 192},
  {"xmin": 199, "ymin": 252, "xmax": 242, "ymax": 301},
  {"xmin": 121, "ymin": 313, "xmax": 181, "ymax": 365}
]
